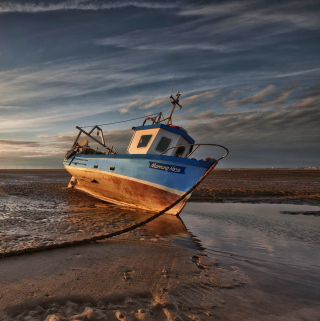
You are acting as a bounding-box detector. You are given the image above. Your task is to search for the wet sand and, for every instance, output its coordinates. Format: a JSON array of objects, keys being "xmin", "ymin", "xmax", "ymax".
[
  {"xmin": 0, "ymin": 169, "xmax": 319, "ymax": 320},
  {"xmin": 0, "ymin": 240, "xmax": 248, "ymax": 321},
  {"xmin": 193, "ymin": 168, "xmax": 320, "ymax": 206}
]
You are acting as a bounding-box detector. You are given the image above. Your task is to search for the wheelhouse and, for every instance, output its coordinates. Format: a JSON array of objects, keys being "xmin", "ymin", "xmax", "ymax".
[{"xmin": 127, "ymin": 124, "xmax": 195, "ymax": 157}]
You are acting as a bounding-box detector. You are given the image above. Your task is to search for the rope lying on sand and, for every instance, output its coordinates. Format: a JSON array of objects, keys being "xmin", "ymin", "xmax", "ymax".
[{"xmin": 0, "ymin": 162, "xmax": 218, "ymax": 259}]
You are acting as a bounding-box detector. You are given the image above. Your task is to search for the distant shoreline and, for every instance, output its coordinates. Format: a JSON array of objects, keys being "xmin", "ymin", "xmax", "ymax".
[{"xmin": 0, "ymin": 168, "xmax": 319, "ymax": 171}]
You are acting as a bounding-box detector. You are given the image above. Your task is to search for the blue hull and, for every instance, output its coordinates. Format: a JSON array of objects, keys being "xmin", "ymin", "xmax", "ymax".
[{"xmin": 63, "ymin": 154, "xmax": 215, "ymax": 215}]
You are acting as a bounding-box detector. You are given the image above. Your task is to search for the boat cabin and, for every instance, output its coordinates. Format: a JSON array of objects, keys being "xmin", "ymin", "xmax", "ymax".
[
  {"xmin": 127, "ymin": 124, "xmax": 195, "ymax": 157},
  {"xmin": 65, "ymin": 92, "xmax": 198, "ymax": 159}
]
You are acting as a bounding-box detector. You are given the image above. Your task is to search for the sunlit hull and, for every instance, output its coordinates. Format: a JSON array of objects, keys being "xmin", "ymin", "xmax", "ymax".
[{"xmin": 63, "ymin": 154, "xmax": 213, "ymax": 215}]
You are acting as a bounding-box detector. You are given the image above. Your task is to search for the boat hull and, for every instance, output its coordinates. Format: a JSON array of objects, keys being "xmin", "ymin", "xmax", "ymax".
[{"xmin": 63, "ymin": 154, "xmax": 214, "ymax": 215}]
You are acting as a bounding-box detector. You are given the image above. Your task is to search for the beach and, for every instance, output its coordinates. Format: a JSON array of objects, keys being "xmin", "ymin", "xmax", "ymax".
[
  {"xmin": 193, "ymin": 168, "xmax": 320, "ymax": 206},
  {"xmin": 0, "ymin": 169, "xmax": 319, "ymax": 320}
]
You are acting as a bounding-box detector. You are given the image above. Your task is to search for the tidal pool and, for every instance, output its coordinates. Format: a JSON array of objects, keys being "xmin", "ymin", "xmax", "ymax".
[
  {"xmin": 180, "ymin": 202, "xmax": 320, "ymax": 318},
  {"xmin": 181, "ymin": 202, "xmax": 320, "ymax": 264}
]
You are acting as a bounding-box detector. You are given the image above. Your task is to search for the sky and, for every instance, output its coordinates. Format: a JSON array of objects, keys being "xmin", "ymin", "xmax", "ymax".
[{"xmin": 0, "ymin": 0, "xmax": 319, "ymax": 169}]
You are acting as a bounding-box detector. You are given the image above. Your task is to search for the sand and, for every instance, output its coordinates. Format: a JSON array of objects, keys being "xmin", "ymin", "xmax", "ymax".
[
  {"xmin": 193, "ymin": 168, "xmax": 320, "ymax": 206},
  {"xmin": 0, "ymin": 240, "xmax": 248, "ymax": 321},
  {"xmin": 0, "ymin": 169, "xmax": 319, "ymax": 320}
]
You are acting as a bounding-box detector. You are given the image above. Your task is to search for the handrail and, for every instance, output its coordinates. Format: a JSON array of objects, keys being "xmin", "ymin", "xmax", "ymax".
[
  {"xmin": 160, "ymin": 143, "xmax": 229, "ymax": 161},
  {"xmin": 142, "ymin": 112, "xmax": 163, "ymax": 126}
]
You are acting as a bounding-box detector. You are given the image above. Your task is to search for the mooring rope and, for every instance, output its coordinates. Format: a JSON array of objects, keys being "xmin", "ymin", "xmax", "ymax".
[{"xmin": 0, "ymin": 161, "xmax": 218, "ymax": 259}]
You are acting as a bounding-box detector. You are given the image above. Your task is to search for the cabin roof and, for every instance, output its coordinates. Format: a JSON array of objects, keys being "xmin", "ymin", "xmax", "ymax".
[{"xmin": 132, "ymin": 124, "xmax": 195, "ymax": 144}]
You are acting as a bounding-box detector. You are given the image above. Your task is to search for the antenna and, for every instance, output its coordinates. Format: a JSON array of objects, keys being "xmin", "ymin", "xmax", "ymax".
[{"xmin": 170, "ymin": 72, "xmax": 176, "ymax": 96}]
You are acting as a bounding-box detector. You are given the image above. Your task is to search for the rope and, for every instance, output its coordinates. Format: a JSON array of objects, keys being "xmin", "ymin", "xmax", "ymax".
[
  {"xmin": 80, "ymin": 113, "xmax": 161, "ymax": 129},
  {"xmin": 0, "ymin": 161, "xmax": 218, "ymax": 259}
]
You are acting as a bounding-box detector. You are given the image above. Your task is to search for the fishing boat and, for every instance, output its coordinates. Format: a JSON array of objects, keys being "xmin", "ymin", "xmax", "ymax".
[{"xmin": 63, "ymin": 92, "xmax": 228, "ymax": 215}]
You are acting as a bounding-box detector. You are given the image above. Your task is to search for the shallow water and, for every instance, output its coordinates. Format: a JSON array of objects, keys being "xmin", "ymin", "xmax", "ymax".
[
  {"xmin": 181, "ymin": 202, "xmax": 320, "ymax": 262},
  {"xmin": 181, "ymin": 202, "xmax": 320, "ymax": 305}
]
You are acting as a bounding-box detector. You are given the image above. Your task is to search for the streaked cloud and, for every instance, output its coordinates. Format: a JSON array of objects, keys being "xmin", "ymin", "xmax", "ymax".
[
  {"xmin": 0, "ymin": 0, "xmax": 177, "ymax": 13},
  {"xmin": 140, "ymin": 97, "xmax": 170, "ymax": 109},
  {"xmin": 0, "ymin": 139, "xmax": 41, "ymax": 147},
  {"xmin": 128, "ymin": 98, "xmax": 145, "ymax": 107},
  {"xmin": 224, "ymin": 85, "xmax": 275, "ymax": 108},
  {"xmin": 175, "ymin": 110, "xmax": 216, "ymax": 121},
  {"xmin": 0, "ymin": 106, "xmax": 22, "ymax": 109},
  {"xmin": 119, "ymin": 108, "xmax": 130, "ymax": 114},
  {"xmin": 182, "ymin": 91, "xmax": 219, "ymax": 105},
  {"xmin": 287, "ymin": 96, "xmax": 320, "ymax": 109},
  {"xmin": 260, "ymin": 89, "xmax": 293, "ymax": 107},
  {"xmin": 179, "ymin": 1, "xmax": 254, "ymax": 17},
  {"xmin": 180, "ymin": 1, "xmax": 320, "ymax": 30},
  {"xmin": 0, "ymin": 0, "xmax": 319, "ymax": 168},
  {"xmin": 183, "ymin": 103, "xmax": 320, "ymax": 149},
  {"xmin": 272, "ymin": 67, "xmax": 320, "ymax": 79}
]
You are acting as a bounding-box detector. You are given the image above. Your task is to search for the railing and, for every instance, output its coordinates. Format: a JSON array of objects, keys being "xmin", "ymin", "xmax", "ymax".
[
  {"xmin": 160, "ymin": 143, "xmax": 229, "ymax": 161},
  {"xmin": 65, "ymin": 124, "xmax": 119, "ymax": 160}
]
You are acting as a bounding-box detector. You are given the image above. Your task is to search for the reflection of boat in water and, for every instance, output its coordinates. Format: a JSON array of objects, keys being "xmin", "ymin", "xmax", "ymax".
[
  {"xmin": 65, "ymin": 200, "xmax": 190, "ymax": 238},
  {"xmin": 145, "ymin": 213, "xmax": 189, "ymax": 237},
  {"xmin": 63, "ymin": 92, "xmax": 228, "ymax": 215},
  {"xmin": 64, "ymin": 199, "xmax": 205, "ymax": 250}
]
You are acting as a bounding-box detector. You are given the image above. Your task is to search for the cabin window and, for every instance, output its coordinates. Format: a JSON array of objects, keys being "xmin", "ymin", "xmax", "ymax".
[
  {"xmin": 174, "ymin": 146, "xmax": 185, "ymax": 157},
  {"xmin": 156, "ymin": 137, "xmax": 171, "ymax": 153},
  {"xmin": 137, "ymin": 135, "xmax": 152, "ymax": 148}
]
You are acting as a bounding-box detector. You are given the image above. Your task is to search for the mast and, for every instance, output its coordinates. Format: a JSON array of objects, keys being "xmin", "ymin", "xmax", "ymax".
[{"xmin": 166, "ymin": 91, "xmax": 182, "ymax": 125}]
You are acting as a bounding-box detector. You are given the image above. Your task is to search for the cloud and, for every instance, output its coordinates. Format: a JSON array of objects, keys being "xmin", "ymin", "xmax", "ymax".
[
  {"xmin": 0, "ymin": 148, "xmax": 64, "ymax": 159},
  {"xmin": 160, "ymin": 0, "xmax": 320, "ymax": 61},
  {"xmin": 0, "ymin": 106, "xmax": 22, "ymax": 109},
  {"xmin": 35, "ymin": 132, "xmax": 76, "ymax": 143},
  {"xmin": 226, "ymin": 90, "xmax": 240, "ymax": 99},
  {"xmin": 179, "ymin": 1, "xmax": 253, "ymax": 17},
  {"xmin": 224, "ymin": 85, "xmax": 275, "ymax": 108},
  {"xmin": 0, "ymin": 59, "xmax": 175, "ymax": 132},
  {"xmin": 23, "ymin": 150, "xmax": 65, "ymax": 158},
  {"xmin": 102, "ymin": 128, "xmax": 133, "ymax": 153},
  {"xmin": 260, "ymin": 89, "xmax": 293, "ymax": 107},
  {"xmin": 0, "ymin": 133, "xmax": 78, "ymax": 160},
  {"xmin": 0, "ymin": 0, "xmax": 177, "ymax": 13},
  {"xmin": 184, "ymin": 104, "xmax": 320, "ymax": 151},
  {"xmin": 182, "ymin": 90, "xmax": 219, "ymax": 105},
  {"xmin": 34, "ymin": 127, "xmax": 133, "ymax": 155},
  {"xmin": 119, "ymin": 108, "xmax": 130, "ymax": 114},
  {"xmin": 118, "ymin": 98, "xmax": 147, "ymax": 113},
  {"xmin": 179, "ymin": 1, "xmax": 320, "ymax": 30},
  {"xmin": 271, "ymin": 67, "xmax": 320, "ymax": 79},
  {"xmin": 140, "ymin": 97, "xmax": 170, "ymax": 109},
  {"xmin": 128, "ymin": 98, "xmax": 145, "ymax": 107},
  {"xmin": 0, "ymin": 139, "xmax": 41, "ymax": 147},
  {"xmin": 174, "ymin": 110, "xmax": 216, "ymax": 121},
  {"xmin": 0, "ymin": 109, "xmax": 85, "ymax": 133},
  {"xmin": 287, "ymin": 96, "xmax": 320, "ymax": 109},
  {"xmin": 1, "ymin": 0, "xmax": 319, "ymax": 169}
]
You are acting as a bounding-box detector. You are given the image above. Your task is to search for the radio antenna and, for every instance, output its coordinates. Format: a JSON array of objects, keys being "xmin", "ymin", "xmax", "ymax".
[{"xmin": 170, "ymin": 72, "xmax": 176, "ymax": 96}]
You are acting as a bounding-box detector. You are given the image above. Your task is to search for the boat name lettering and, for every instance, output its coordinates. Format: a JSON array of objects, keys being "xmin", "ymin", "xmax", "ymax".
[{"xmin": 149, "ymin": 162, "xmax": 186, "ymax": 174}]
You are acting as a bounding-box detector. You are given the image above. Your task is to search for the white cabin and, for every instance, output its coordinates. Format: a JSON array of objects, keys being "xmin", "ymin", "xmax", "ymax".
[{"xmin": 127, "ymin": 124, "xmax": 195, "ymax": 157}]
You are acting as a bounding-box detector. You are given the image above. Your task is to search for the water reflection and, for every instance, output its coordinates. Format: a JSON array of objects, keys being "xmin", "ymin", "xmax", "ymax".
[
  {"xmin": 145, "ymin": 215, "xmax": 189, "ymax": 237},
  {"xmin": 181, "ymin": 202, "xmax": 320, "ymax": 270},
  {"xmin": 64, "ymin": 200, "xmax": 204, "ymax": 250},
  {"xmin": 65, "ymin": 200, "xmax": 190, "ymax": 238}
]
